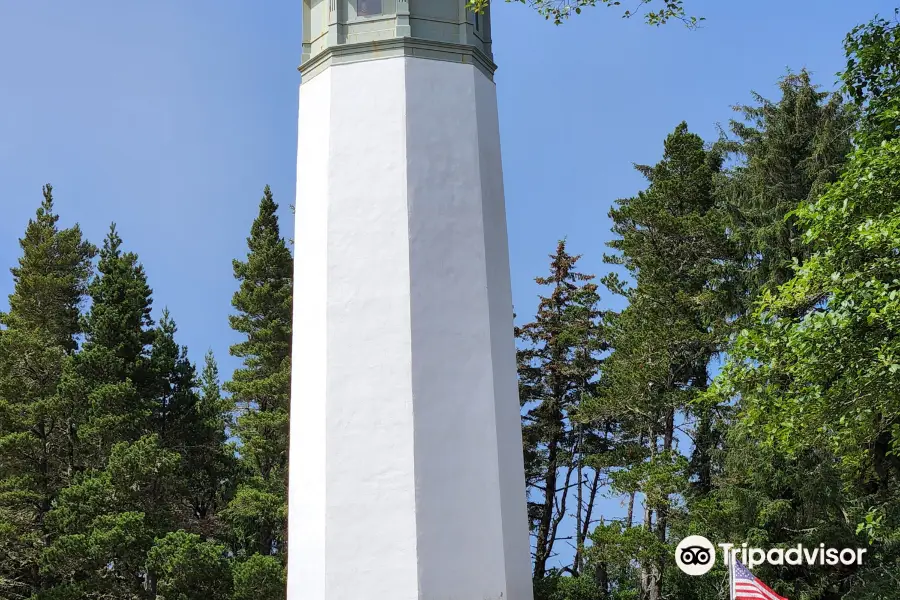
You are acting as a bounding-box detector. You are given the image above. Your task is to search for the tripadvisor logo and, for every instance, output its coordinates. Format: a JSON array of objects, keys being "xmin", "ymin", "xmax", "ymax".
[
  {"xmin": 675, "ymin": 535, "xmax": 867, "ymax": 576},
  {"xmin": 675, "ymin": 536, "xmax": 716, "ymax": 575}
]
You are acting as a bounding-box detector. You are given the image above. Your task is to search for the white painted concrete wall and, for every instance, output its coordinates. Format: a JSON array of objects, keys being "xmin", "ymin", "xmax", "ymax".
[
  {"xmin": 290, "ymin": 64, "xmax": 330, "ymax": 600},
  {"xmin": 473, "ymin": 63, "xmax": 536, "ymax": 600},
  {"xmin": 289, "ymin": 55, "xmax": 533, "ymax": 600}
]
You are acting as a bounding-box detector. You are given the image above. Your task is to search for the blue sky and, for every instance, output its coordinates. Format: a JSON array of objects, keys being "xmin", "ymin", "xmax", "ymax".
[{"xmin": 0, "ymin": 0, "xmax": 894, "ymax": 569}]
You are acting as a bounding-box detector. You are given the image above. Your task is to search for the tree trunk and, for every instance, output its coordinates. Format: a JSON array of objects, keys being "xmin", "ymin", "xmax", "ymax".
[
  {"xmin": 626, "ymin": 491, "xmax": 636, "ymax": 528},
  {"xmin": 576, "ymin": 467, "xmax": 601, "ymax": 575},
  {"xmin": 533, "ymin": 434, "xmax": 559, "ymax": 579},
  {"xmin": 640, "ymin": 498, "xmax": 654, "ymax": 599},
  {"xmin": 626, "ymin": 431, "xmax": 644, "ymax": 528},
  {"xmin": 593, "ymin": 560, "xmax": 609, "ymax": 599},
  {"xmin": 574, "ymin": 424, "xmax": 584, "ymax": 575},
  {"xmin": 649, "ymin": 410, "xmax": 676, "ymax": 600},
  {"xmin": 549, "ymin": 462, "xmax": 575, "ymax": 554}
]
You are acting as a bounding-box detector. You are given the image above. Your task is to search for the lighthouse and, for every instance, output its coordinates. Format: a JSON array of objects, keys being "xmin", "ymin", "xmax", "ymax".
[{"xmin": 288, "ymin": 2, "xmax": 534, "ymax": 599}]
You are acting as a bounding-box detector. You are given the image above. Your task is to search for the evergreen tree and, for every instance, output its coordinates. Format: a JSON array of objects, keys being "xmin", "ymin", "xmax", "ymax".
[
  {"xmin": 42, "ymin": 434, "xmax": 182, "ymax": 599},
  {"xmin": 37, "ymin": 227, "xmax": 231, "ymax": 599},
  {"xmin": 720, "ymin": 69, "xmax": 855, "ymax": 300},
  {"xmin": 183, "ymin": 351, "xmax": 237, "ymax": 538},
  {"xmin": 711, "ymin": 15, "xmax": 900, "ymax": 598},
  {"xmin": 0, "ymin": 187, "xmax": 95, "ymax": 599},
  {"xmin": 36, "ymin": 226, "xmax": 181, "ymax": 599},
  {"xmin": 592, "ymin": 122, "xmax": 734, "ymax": 600},
  {"xmin": 231, "ymin": 554, "xmax": 286, "ymax": 600},
  {"xmin": 148, "ymin": 315, "xmax": 235, "ymax": 537},
  {"xmin": 3, "ymin": 185, "xmax": 96, "ymax": 351},
  {"xmin": 148, "ymin": 310, "xmax": 197, "ymax": 448},
  {"xmin": 61, "ymin": 224, "xmax": 155, "ymax": 470},
  {"xmin": 223, "ymin": 186, "xmax": 292, "ymax": 561},
  {"xmin": 516, "ymin": 240, "xmax": 605, "ymax": 580},
  {"xmin": 146, "ymin": 531, "xmax": 233, "ymax": 600}
]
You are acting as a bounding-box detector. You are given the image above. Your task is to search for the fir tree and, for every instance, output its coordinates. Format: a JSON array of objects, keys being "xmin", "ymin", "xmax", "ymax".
[
  {"xmin": 60, "ymin": 224, "xmax": 155, "ymax": 470},
  {"xmin": 148, "ymin": 310, "xmax": 198, "ymax": 447},
  {"xmin": 720, "ymin": 69, "xmax": 855, "ymax": 300},
  {"xmin": 594, "ymin": 123, "xmax": 734, "ymax": 600}
]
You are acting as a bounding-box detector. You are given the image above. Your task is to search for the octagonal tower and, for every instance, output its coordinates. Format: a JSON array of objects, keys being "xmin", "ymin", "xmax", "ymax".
[
  {"xmin": 301, "ymin": 0, "xmax": 492, "ymax": 76},
  {"xmin": 289, "ymin": 2, "xmax": 533, "ymax": 599}
]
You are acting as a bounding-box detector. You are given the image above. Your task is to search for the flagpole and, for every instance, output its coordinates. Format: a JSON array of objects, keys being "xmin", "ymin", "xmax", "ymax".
[{"xmin": 728, "ymin": 553, "xmax": 735, "ymax": 600}]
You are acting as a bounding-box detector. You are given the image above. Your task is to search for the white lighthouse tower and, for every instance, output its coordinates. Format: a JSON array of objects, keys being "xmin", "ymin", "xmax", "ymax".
[{"xmin": 289, "ymin": 2, "xmax": 533, "ymax": 599}]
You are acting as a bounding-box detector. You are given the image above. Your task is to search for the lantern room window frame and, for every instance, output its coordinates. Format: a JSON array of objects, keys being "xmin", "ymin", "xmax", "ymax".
[{"xmin": 356, "ymin": 0, "xmax": 382, "ymax": 17}]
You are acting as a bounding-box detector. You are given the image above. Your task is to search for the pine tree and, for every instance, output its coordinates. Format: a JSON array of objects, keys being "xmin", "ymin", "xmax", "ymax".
[
  {"xmin": 42, "ymin": 434, "xmax": 182, "ymax": 599},
  {"xmin": 516, "ymin": 240, "xmax": 605, "ymax": 580},
  {"xmin": 0, "ymin": 186, "xmax": 95, "ymax": 599},
  {"xmin": 3, "ymin": 185, "xmax": 96, "ymax": 350},
  {"xmin": 146, "ymin": 531, "xmax": 233, "ymax": 600},
  {"xmin": 223, "ymin": 185, "xmax": 292, "ymax": 561}
]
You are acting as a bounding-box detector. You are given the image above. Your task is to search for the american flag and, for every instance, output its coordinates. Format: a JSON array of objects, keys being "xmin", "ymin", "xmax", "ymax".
[{"xmin": 732, "ymin": 558, "xmax": 788, "ymax": 600}]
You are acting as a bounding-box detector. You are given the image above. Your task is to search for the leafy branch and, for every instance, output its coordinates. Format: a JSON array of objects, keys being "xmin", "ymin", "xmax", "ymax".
[{"xmin": 466, "ymin": 0, "xmax": 703, "ymax": 28}]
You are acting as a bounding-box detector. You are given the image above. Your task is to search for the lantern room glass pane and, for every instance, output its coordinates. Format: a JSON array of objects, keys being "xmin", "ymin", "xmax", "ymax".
[{"xmin": 358, "ymin": 0, "xmax": 382, "ymax": 16}]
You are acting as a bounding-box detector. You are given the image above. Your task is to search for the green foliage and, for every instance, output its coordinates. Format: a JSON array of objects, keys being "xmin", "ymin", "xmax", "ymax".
[
  {"xmin": 3, "ymin": 184, "xmax": 96, "ymax": 350},
  {"xmin": 146, "ymin": 531, "xmax": 232, "ymax": 600},
  {"xmin": 149, "ymin": 310, "xmax": 200, "ymax": 446},
  {"xmin": 64, "ymin": 225, "xmax": 156, "ymax": 467},
  {"xmin": 223, "ymin": 185, "xmax": 293, "ymax": 563},
  {"xmin": 466, "ymin": 0, "xmax": 701, "ymax": 27},
  {"xmin": 182, "ymin": 350, "xmax": 237, "ymax": 535},
  {"xmin": 592, "ymin": 121, "xmax": 735, "ymax": 598},
  {"xmin": 231, "ymin": 554, "xmax": 286, "ymax": 600},
  {"xmin": 42, "ymin": 435, "xmax": 181, "ymax": 598},
  {"xmin": 516, "ymin": 240, "xmax": 606, "ymax": 578},
  {"xmin": 0, "ymin": 185, "xmax": 281, "ymax": 597},
  {"xmin": 0, "ymin": 188, "xmax": 95, "ymax": 599},
  {"xmin": 719, "ymin": 69, "xmax": 855, "ymax": 299},
  {"xmin": 843, "ymin": 9, "xmax": 900, "ymax": 147},
  {"xmin": 715, "ymin": 11, "xmax": 900, "ymax": 518},
  {"xmin": 220, "ymin": 484, "xmax": 286, "ymax": 558},
  {"xmin": 708, "ymin": 13, "xmax": 900, "ymax": 599},
  {"xmin": 532, "ymin": 572, "xmax": 606, "ymax": 600}
]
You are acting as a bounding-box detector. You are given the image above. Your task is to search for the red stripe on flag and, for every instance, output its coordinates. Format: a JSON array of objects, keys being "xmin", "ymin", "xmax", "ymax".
[{"xmin": 735, "ymin": 580, "xmax": 788, "ymax": 600}]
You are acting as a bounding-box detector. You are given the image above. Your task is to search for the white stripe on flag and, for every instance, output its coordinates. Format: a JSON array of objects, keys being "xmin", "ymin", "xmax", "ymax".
[{"xmin": 735, "ymin": 581, "xmax": 783, "ymax": 600}]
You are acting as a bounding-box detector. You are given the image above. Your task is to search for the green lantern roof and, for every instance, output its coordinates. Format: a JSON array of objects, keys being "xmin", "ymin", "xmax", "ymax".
[{"xmin": 301, "ymin": 0, "xmax": 494, "ymax": 80}]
